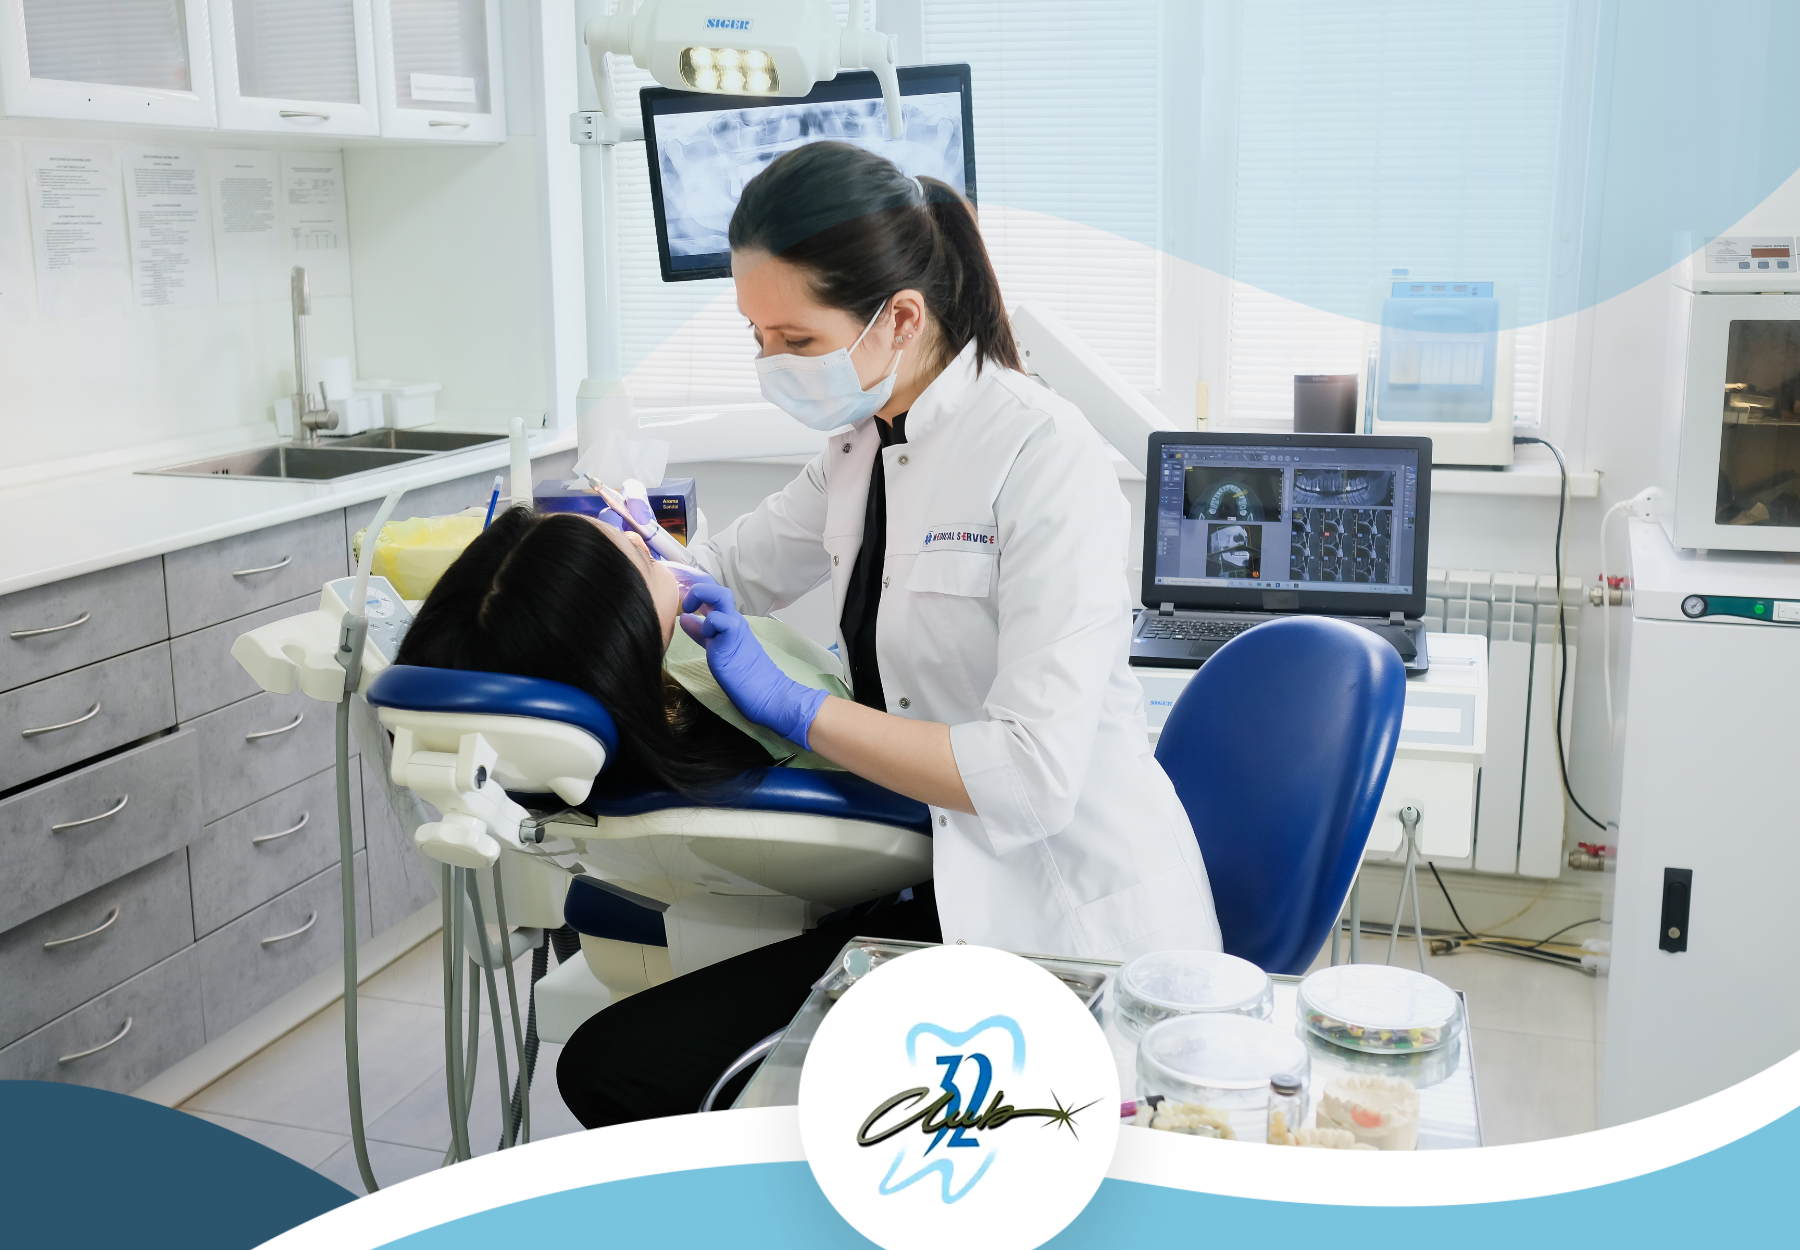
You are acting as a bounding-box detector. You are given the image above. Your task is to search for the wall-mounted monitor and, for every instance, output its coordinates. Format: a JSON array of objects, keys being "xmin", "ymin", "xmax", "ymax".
[{"xmin": 641, "ymin": 63, "xmax": 976, "ymax": 283}]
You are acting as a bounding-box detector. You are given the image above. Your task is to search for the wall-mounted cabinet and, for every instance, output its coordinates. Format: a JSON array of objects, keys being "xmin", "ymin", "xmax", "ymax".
[
  {"xmin": 209, "ymin": 0, "xmax": 379, "ymax": 137},
  {"xmin": 370, "ymin": 0, "xmax": 504, "ymax": 143},
  {"xmin": 0, "ymin": 0, "xmax": 218, "ymax": 127}
]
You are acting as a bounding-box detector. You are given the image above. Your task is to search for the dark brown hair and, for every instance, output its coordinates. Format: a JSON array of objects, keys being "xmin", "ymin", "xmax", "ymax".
[{"xmin": 728, "ymin": 141, "xmax": 1021, "ymax": 376}]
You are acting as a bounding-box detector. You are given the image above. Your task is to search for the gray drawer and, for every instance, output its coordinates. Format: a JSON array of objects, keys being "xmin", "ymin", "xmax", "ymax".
[
  {"xmin": 0, "ymin": 947, "xmax": 203, "ymax": 1094},
  {"xmin": 0, "ymin": 729, "xmax": 201, "ymax": 934},
  {"xmin": 1, "ymin": 559, "xmax": 168, "ymax": 694},
  {"xmin": 196, "ymin": 852, "xmax": 369, "ymax": 1040},
  {"xmin": 362, "ymin": 755, "xmax": 442, "ymax": 934},
  {"xmin": 163, "ymin": 511, "xmax": 347, "ymax": 637},
  {"xmin": 1, "ymin": 644, "xmax": 176, "ymax": 791},
  {"xmin": 188, "ymin": 688, "xmax": 350, "ymax": 824},
  {"xmin": 0, "ymin": 852, "xmax": 193, "ymax": 1048},
  {"xmin": 171, "ymin": 592, "xmax": 318, "ymax": 722},
  {"xmin": 189, "ymin": 765, "xmax": 365, "ymax": 937}
]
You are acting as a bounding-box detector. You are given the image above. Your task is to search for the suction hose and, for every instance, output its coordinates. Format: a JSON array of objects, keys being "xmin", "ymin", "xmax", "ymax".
[{"xmin": 336, "ymin": 486, "xmax": 406, "ymax": 1192}]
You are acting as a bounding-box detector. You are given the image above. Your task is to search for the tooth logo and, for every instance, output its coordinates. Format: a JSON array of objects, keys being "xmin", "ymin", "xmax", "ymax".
[{"xmin": 799, "ymin": 945, "xmax": 1118, "ymax": 1249}]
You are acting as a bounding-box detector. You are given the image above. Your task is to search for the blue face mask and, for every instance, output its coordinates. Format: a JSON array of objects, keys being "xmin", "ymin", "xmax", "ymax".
[{"xmin": 754, "ymin": 300, "xmax": 902, "ymax": 432}]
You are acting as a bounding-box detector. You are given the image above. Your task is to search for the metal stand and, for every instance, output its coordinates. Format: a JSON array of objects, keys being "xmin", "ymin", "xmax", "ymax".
[{"xmin": 1384, "ymin": 805, "xmax": 1429, "ymax": 972}]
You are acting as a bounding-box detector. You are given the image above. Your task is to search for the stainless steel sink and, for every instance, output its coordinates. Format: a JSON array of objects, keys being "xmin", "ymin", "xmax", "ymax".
[
  {"xmin": 323, "ymin": 430, "xmax": 506, "ymax": 453},
  {"xmin": 143, "ymin": 445, "xmax": 431, "ymax": 483}
]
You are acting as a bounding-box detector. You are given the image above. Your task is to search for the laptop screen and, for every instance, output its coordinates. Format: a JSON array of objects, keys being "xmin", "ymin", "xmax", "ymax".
[{"xmin": 1143, "ymin": 433, "xmax": 1432, "ymax": 616}]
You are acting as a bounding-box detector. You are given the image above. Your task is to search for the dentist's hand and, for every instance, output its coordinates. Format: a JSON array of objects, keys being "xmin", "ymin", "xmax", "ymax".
[{"xmin": 680, "ymin": 583, "xmax": 828, "ymax": 750}]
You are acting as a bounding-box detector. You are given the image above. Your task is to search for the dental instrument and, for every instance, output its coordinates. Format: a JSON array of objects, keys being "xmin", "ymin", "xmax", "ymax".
[
  {"xmin": 483, "ymin": 474, "xmax": 503, "ymax": 529},
  {"xmin": 592, "ymin": 480, "xmax": 695, "ymax": 566}
]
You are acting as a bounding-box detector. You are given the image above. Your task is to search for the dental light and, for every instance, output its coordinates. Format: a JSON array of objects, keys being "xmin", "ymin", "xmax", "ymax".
[{"xmin": 584, "ymin": 0, "xmax": 905, "ymax": 139}]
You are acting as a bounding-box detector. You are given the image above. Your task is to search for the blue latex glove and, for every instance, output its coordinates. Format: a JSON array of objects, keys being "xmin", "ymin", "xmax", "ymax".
[{"xmin": 680, "ymin": 582, "xmax": 829, "ymax": 751}]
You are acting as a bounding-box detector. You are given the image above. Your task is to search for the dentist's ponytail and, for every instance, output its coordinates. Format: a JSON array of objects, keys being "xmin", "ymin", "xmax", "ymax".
[{"xmin": 729, "ymin": 141, "xmax": 1021, "ymax": 376}]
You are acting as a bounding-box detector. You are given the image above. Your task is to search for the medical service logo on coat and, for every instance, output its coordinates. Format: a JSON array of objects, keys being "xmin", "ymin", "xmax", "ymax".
[
  {"xmin": 797, "ymin": 945, "xmax": 1118, "ymax": 1250},
  {"xmin": 921, "ymin": 524, "xmax": 998, "ymax": 553}
]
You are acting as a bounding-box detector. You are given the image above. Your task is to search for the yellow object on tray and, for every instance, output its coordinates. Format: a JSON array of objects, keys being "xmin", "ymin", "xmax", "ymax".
[{"xmin": 351, "ymin": 513, "xmax": 483, "ymax": 600}]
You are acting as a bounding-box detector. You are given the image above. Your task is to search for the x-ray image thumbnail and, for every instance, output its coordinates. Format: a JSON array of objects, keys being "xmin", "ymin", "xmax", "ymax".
[
  {"xmin": 654, "ymin": 92, "xmax": 966, "ymax": 261},
  {"xmin": 1207, "ymin": 523, "xmax": 1262, "ymax": 578},
  {"xmin": 1292, "ymin": 468, "xmax": 1395, "ymax": 508},
  {"xmin": 1185, "ymin": 467, "xmax": 1283, "ymax": 522},
  {"xmin": 1290, "ymin": 508, "xmax": 1392, "ymax": 583}
]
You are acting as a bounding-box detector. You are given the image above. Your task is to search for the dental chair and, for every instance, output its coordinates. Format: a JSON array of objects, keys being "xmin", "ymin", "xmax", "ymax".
[{"xmin": 363, "ymin": 664, "xmax": 934, "ymax": 1027}]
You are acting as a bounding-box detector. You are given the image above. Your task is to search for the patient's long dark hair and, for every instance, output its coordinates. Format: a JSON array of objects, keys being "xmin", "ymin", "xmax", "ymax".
[{"xmin": 394, "ymin": 508, "xmax": 769, "ymax": 797}]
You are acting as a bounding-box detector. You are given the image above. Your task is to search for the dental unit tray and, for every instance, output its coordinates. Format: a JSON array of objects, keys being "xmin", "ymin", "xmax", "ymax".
[{"xmin": 230, "ymin": 574, "xmax": 416, "ymax": 701}]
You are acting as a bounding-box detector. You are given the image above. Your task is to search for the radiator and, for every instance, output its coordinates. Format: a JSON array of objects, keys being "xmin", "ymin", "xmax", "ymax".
[{"xmin": 1423, "ymin": 569, "xmax": 1583, "ymax": 878}]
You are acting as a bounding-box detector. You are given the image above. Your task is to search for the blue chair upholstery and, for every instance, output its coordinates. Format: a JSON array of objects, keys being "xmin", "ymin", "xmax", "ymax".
[
  {"xmin": 366, "ymin": 665, "xmax": 620, "ymax": 758},
  {"xmin": 582, "ymin": 767, "xmax": 932, "ymax": 836},
  {"xmin": 564, "ymin": 875, "xmax": 668, "ymax": 947},
  {"xmin": 366, "ymin": 665, "xmax": 930, "ymax": 835},
  {"xmin": 1155, "ymin": 616, "xmax": 1406, "ymax": 975}
]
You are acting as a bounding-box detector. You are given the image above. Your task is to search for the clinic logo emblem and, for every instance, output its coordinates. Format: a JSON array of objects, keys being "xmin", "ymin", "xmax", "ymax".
[{"xmin": 798, "ymin": 945, "xmax": 1119, "ymax": 1250}]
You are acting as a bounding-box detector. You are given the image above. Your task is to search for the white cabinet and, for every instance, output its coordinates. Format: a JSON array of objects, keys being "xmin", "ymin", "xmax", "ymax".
[
  {"xmin": 370, "ymin": 0, "xmax": 504, "ymax": 143},
  {"xmin": 0, "ymin": 0, "xmax": 218, "ymax": 126},
  {"xmin": 209, "ymin": 0, "xmax": 379, "ymax": 136}
]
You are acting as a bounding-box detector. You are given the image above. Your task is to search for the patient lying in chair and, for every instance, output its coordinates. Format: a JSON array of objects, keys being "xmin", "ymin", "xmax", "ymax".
[{"xmin": 395, "ymin": 507, "xmax": 846, "ymax": 789}]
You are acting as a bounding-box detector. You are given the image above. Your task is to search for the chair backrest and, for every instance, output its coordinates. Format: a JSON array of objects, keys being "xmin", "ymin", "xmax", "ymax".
[{"xmin": 1154, "ymin": 616, "xmax": 1406, "ymax": 975}]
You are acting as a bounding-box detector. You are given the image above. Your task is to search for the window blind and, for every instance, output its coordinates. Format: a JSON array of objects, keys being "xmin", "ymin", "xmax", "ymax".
[
  {"xmin": 23, "ymin": 0, "xmax": 192, "ymax": 92},
  {"xmin": 921, "ymin": 0, "xmax": 1161, "ymax": 392},
  {"xmin": 233, "ymin": 0, "xmax": 360, "ymax": 105},
  {"xmin": 1223, "ymin": 1, "xmax": 1568, "ymax": 427}
]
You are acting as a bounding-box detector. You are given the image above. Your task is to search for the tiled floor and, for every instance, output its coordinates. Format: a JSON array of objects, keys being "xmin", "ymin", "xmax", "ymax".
[{"xmin": 181, "ymin": 924, "xmax": 1604, "ymax": 1186}]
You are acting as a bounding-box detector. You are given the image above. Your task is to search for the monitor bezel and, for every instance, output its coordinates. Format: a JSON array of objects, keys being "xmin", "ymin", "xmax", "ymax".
[
  {"xmin": 1141, "ymin": 432, "xmax": 1434, "ymax": 617},
  {"xmin": 640, "ymin": 63, "xmax": 978, "ymax": 283}
]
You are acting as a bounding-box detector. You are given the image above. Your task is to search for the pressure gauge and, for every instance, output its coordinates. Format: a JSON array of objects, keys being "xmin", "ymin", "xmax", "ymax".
[{"xmin": 1681, "ymin": 595, "xmax": 1707, "ymax": 618}]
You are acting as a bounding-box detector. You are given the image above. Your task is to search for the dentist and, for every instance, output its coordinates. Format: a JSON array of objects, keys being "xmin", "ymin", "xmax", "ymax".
[{"xmin": 558, "ymin": 141, "xmax": 1218, "ymax": 1127}]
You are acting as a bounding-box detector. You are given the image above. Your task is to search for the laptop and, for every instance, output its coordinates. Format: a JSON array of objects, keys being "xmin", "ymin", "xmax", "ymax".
[{"xmin": 1130, "ymin": 432, "xmax": 1433, "ymax": 674}]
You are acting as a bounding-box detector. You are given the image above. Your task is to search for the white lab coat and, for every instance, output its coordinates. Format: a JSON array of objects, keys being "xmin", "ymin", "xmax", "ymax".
[{"xmin": 689, "ymin": 342, "xmax": 1221, "ymax": 961}]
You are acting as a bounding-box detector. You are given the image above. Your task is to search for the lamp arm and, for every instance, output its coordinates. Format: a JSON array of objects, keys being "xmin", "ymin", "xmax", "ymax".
[
  {"xmin": 840, "ymin": 29, "xmax": 903, "ymax": 138},
  {"xmin": 1010, "ymin": 302, "xmax": 1177, "ymax": 477}
]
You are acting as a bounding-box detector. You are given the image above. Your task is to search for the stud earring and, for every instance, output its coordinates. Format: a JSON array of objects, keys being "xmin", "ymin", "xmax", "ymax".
[{"xmin": 894, "ymin": 336, "xmax": 904, "ymax": 346}]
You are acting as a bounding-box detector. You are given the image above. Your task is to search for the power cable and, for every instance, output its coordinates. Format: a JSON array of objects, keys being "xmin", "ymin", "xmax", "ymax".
[{"xmin": 1512, "ymin": 436, "xmax": 1607, "ymax": 831}]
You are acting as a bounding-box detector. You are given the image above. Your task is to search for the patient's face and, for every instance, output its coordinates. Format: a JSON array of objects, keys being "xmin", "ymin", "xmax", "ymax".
[{"xmin": 589, "ymin": 519, "xmax": 680, "ymax": 649}]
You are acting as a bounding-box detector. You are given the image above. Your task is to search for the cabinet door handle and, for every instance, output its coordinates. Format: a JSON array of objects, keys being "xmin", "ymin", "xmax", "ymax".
[
  {"xmin": 230, "ymin": 554, "xmax": 292, "ymax": 577},
  {"xmin": 51, "ymin": 794, "xmax": 129, "ymax": 833},
  {"xmin": 261, "ymin": 911, "xmax": 318, "ymax": 946},
  {"xmin": 58, "ymin": 1017, "xmax": 132, "ymax": 1064},
  {"xmin": 252, "ymin": 811, "xmax": 310, "ymax": 846},
  {"xmin": 245, "ymin": 713, "xmax": 304, "ymax": 742},
  {"xmin": 279, "ymin": 109, "xmax": 332, "ymax": 120},
  {"xmin": 22, "ymin": 702, "xmax": 101, "ymax": 739},
  {"xmin": 43, "ymin": 907, "xmax": 121, "ymax": 950},
  {"xmin": 10, "ymin": 611, "xmax": 90, "ymax": 639},
  {"xmin": 429, "ymin": 119, "xmax": 471, "ymax": 128}
]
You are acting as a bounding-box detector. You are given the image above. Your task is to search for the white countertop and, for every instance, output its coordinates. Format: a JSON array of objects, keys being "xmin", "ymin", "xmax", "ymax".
[{"xmin": 0, "ymin": 425, "xmax": 577, "ymax": 598}]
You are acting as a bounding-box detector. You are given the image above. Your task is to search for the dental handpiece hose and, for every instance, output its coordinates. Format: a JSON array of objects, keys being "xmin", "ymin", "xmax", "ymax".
[{"xmin": 333, "ymin": 486, "xmax": 405, "ymax": 1193}]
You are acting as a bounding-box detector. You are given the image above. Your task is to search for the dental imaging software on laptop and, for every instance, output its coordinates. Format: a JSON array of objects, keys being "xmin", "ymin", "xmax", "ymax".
[{"xmin": 1132, "ymin": 432, "xmax": 1434, "ymax": 672}]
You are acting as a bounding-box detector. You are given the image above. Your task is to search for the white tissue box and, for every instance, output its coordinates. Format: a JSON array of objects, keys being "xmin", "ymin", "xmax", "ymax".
[
  {"xmin": 274, "ymin": 392, "xmax": 382, "ymax": 439},
  {"xmin": 357, "ymin": 381, "xmax": 442, "ymax": 430}
]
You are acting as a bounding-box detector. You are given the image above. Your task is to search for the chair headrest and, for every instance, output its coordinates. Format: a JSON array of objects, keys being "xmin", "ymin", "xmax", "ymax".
[{"xmin": 366, "ymin": 665, "xmax": 620, "ymax": 759}]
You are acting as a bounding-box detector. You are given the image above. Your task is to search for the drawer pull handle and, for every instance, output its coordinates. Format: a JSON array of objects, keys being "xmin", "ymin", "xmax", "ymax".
[
  {"xmin": 252, "ymin": 811, "xmax": 310, "ymax": 846},
  {"xmin": 279, "ymin": 109, "xmax": 331, "ymax": 120},
  {"xmin": 262, "ymin": 911, "xmax": 318, "ymax": 946},
  {"xmin": 58, "ymin": 1016, "xmax": 132, "ymax": 1064},
  {"xmin": 22, "ymin": 702, "xmax": 101, "ymax": 739},
  {"xmin": 44, "ymin": 907, "xmax": 120, "ymax": 950},
  {"xmin": 231, "ymin": 554, "xmax": 292, "ymax": 577},
  {"xmin": 429, "ymin": 119, "xmax": 471, "ymax": 127},
  {"xmin": 51, "ymin": 794, "xmax": 130, "ymax": 833},
  {"xmin": 245, "ymin": 713, "xmax": 304, "ymax": 742},
  {"xmin": 10, "ymin": 611, "xmax": 90, "ymax": 640}
]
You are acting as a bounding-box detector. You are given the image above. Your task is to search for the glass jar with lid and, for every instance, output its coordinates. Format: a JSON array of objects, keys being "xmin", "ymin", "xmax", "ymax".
[{"xmin": 1113, "ymin": 949, "xmax": 1274, "ymax": 1041}]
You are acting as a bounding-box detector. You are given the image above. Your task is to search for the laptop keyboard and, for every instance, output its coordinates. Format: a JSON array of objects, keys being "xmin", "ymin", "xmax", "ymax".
[{"xmin": 1139, "ymin": 618, "xmax": 1255, "ymax": 643}]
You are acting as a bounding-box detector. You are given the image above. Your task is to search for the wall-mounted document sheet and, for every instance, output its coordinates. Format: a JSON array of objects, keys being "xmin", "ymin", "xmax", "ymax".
[
  {"xmin": 281, "ymin": 151, "xmax": 350, "ymax": 296},
  {"xmin": 124, "ymin": 147, "xmax": 216, "ymax": 308},
  {"xmin": 209, "ymin": 148, "xmax": 285, "ymax": 304},
  {"xmin": 24, "ymin": 143, "xmax": 130, "ymax": 319},
  {"xmin": 0, "ymin": 142, "xmax": 34, "ymax": 320}
]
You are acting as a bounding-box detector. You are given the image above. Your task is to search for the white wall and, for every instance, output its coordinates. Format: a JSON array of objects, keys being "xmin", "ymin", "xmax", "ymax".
[{"xmin": 0, "ymin": 120, "xmax": 354, "ymax": 475}]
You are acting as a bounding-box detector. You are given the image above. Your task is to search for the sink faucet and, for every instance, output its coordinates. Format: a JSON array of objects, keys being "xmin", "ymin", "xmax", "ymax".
[{"xmin": 290, "ymin": 266, "xmax": 337, "ymax": 446}]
